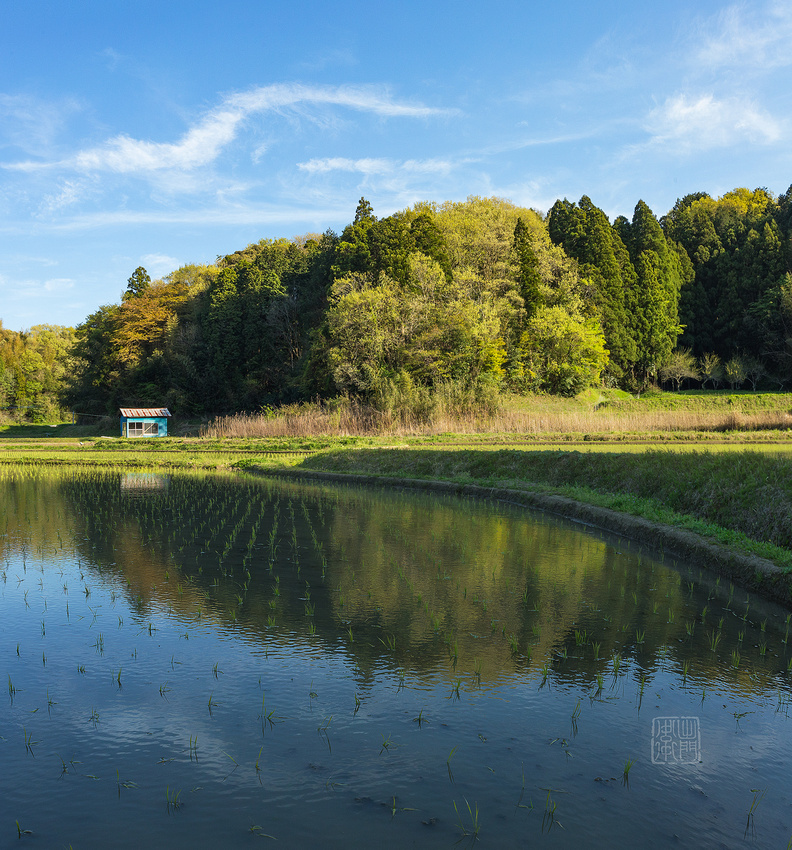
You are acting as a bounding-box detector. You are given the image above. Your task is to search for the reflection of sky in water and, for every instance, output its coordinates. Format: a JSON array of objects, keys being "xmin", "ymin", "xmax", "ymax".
[{"xmin": 1, "ymin": 466, "xmax": 792, "ymax": 848}]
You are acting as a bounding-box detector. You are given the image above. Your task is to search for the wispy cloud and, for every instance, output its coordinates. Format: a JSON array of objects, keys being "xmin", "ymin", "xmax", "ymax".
[
  {"xmin": 6, "ymin": 204, "xmax": 355, "ymax": 232},
  {"xmin": 5, "ymin": 84, "xmax": 451, "ymax": 175},
  {"xmin": 644, "ymin": 93, "xmax": 782, "ymax": 153},
  {"xmin": 0, "ymin": 273, "xmax": 73, "ymax": 300},
  {"xmin": 297, "ymin": 157, "xmax": 454, "ymax": 176},
  {"xmin": 37, "ymin": 180, "xmax": 91, "ymax": 215},
  {"xmin": 141, "ymin": 253, "xmax": 181, "ymax": 278},
  {"xmin": 43, "ymin": 278, "xmax": 74, "ymax": 292},
  {"xmin": 696, "ymin": 1, "xmax": 792, "ymax": 71},
  {"xmin": 0, "ymin": 94, "xmax": 82, "ymax": 156}
]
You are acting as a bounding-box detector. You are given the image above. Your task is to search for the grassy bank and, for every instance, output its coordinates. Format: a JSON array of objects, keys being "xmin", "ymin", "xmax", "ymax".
[
  {"xmin": 201, "ymin": 390, "xmax": 792, "ymax": 439},
  {"xmin": 255, "ymin": 446, "xmax": 792, "ymax": 572}
]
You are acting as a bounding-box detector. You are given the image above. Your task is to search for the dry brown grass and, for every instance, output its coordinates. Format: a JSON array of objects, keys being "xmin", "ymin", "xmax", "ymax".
[{"xmin": 199, "ymin": 399, "xmax": 792, "ymax": 439}]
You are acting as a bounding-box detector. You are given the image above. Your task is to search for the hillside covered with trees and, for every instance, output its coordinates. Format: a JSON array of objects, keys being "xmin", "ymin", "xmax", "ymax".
[{"xmin": 3, "ymin": 187, "xmax": 792, "ymax": 422}]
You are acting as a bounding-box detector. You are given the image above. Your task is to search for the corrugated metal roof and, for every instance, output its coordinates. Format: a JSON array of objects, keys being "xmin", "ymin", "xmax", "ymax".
[{"xmin": 119, "ymin": 408, "xmax": 171, "ymax": 418}]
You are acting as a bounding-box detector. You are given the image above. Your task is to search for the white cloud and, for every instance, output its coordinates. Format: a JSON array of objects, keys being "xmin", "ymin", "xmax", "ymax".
[
  {"xmin": 297, "ymin": 157, "xmax": 454, "ymax": 176},
  {"xmin": 696, "ymin": 1, "xmax": 792, "ymax": 71},
  {"xmin": 5, "ymin": 84, "xmax": 451, "ymax": 176},
  {"xmin": 43, "ymin": 278, "xmax": 73, "ymax": 292},
  {"xmin": 73, "ymin": 107, "xmax": 242, "ymax": 172},
  {"xmin": 0, "ymin": 273, "xmax": 73, "ymax": 301},
  {"xmin": 298, "ymin": 157, "xmax": 393, "ymax": 175},
  {"xmin": 140, "ymin": 254, "xmax": 180, "ymax": 278},
  {"xmin": 20, "ymin": 204, "xmax": 354, "ymax": 231},
  {"xmin": 38, "ymin": 180, "xmax": 88, "ymax": 215},
  {"xmin": 644, "ymin": 93, "xmax": 782, "ymax": 153},
  {"xmin": 0, "ymin": 94, "xmax": 82, "ymax": 156}
]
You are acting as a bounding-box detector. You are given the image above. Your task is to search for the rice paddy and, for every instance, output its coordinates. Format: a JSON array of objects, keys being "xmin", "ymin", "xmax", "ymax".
[{"xmin": 3, "ymin": 465, "xmax": 792, "ymax": 847}]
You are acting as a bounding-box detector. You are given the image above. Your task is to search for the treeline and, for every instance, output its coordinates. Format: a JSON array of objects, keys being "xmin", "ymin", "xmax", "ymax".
[
  {"xmin": 4, "ymin": 186, "xmax": 792, "ymax": 422},
  {"xmin": 64, "ymin": 196, "xmax": 612, "ymax": 417},
  {"xmin": 0, "ymin": 323, "xmax": 74, "ymax": 422}
]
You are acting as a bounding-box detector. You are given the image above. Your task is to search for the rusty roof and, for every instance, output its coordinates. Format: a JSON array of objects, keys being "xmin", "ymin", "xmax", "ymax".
[{"xmin": 119, "ymin": 408, "xmax": 171, "ymax": 418}]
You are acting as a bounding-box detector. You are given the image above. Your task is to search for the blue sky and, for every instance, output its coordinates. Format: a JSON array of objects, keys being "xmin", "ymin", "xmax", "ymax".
[{"xmin": 1, "ymin": 0, "xmax": 790, "ymax": 331}]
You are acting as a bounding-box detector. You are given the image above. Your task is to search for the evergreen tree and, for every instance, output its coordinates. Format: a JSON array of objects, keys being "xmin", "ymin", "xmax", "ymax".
[
  {"xmin": 123, "ymin": 267, "xmax": 151, "ymax": 301},
  {"xmin": 548, "ymin": 197, "xmax": 637, "ymax": 381},
  {"xmin": 512, "ymin": 217, "xmax": 542, "ymax": 317}
]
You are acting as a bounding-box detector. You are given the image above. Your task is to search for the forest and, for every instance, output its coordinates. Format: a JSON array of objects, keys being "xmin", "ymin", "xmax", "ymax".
[{"xmin": 2, "ymin": 186, "xmax": 791, "ymax": 422}]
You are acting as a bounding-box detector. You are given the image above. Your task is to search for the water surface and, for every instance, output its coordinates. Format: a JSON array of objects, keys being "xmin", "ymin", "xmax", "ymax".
[{"xmin": 2, "ymin": 466, "xmax": 792, "ymax": 848}]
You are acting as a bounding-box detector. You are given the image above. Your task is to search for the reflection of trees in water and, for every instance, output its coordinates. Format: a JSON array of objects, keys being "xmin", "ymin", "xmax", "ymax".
[{"xmin": 1, "ymin": 466, "xmax": 787, "ymax": 695}]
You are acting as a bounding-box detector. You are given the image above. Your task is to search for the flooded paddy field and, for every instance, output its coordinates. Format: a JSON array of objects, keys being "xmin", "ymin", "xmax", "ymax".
[{"xmin": 2, "ymin": 466, "xmax": 792, "ymax": 848}]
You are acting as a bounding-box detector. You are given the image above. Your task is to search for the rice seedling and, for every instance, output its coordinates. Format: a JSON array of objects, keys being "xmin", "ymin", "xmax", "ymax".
[
  {"xmin": 453, "ymin": 798, "xmax": 480, "ymax": 839},
  {"xmin": 637, "ymin": 674, "xmax": 646, "ymax": 710},
  {"xmin": 574, "ymin": 629, "xmax": 587, "ymax": 646},
  {"xmin": 635, "ymin": 629, "xmax": 645, "ymax": 645},
  {"xmin": 447, "ymin": 746, "xmax": 458, "ymax": 782},
  {"xmin": 23, "ymin": 728, "xmax": 39, "ymax": 755},
  {"xmin": 700, "ymin": 604, "xmax": 708, "ymax": 623},
  {"xmin": 708, "ymin": 631, "xmax": 721, "ymax": 652},
  {"xmin": 165, "ymin": 785, "xmax": 182, "ymax": 813},
  {"xmin": 759, "ymin": 641, "xmax": 767, "ymax": 657},
  {"xmin": 745, "ymin": 788, "xmax": 766, "ymax": 838},
  {"xmin": 682, "ymin": 660, "xmax": 690, "ymax": 682},
  {"xmin": 541, "ymin": 790, "xmax": 561, "ymax": 833},
  {"xmin": 89, "ymin": 708, "xmax": 99, "ymax": 727},
  {"xmin": 189, "ymin": 735, "xmax": 199, "ymax": 761},
  {"xmin": 379, "ymin": 733, "xmax": 395, "ymax": 755},
  {"xmin": 15, "ymin": 821, "xmax": 32, "ymax": 839},
  {"xmin": 623, "ymin": 758, "xmax": 634, "ymax": 786}
]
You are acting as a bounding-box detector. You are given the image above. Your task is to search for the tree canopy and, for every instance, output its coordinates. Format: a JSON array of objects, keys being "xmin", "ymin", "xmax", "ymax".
[{"xmin": 4, "ymin": 183, "xmax": 791, "ymax": 422}]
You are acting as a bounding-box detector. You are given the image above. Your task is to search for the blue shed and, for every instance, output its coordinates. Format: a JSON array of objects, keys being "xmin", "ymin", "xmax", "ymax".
[{"xmin": 120, "ymin": 407, "xmax": 171, "ymax": 438}]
